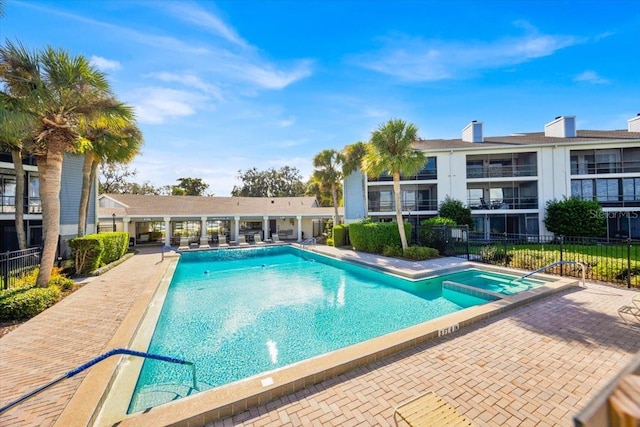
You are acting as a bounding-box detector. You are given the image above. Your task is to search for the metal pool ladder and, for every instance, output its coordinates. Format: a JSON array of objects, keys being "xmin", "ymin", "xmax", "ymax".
[
  {"xmin": 300, "ymin": 237, "xmax": 316, "ymax": 248},
  {"xmin": 519, "ymin": 260, "xmax": 586, "ymax": 287},
  {"xmin": 0, "ymin": 348, "xmax": 197, "ymax": 414}
]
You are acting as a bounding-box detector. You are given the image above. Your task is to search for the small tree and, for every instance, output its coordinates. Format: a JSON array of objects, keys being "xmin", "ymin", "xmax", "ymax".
[
  {"xmin": 438, "ymin": 196, "xmax": 472, "ymax": 226},
  {"xmin": 544, "ymin": 198, "xmax": 606, "ymax": 237}
]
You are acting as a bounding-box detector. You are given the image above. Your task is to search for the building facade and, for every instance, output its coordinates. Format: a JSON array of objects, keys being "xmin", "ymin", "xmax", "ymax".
[
  {"xmin": 344, "ymin": 115, "xmax": 640, "ymax": 240},
  {"xmin": 0, "ymin": 152, "xmax": 96, "ymax": 254}
]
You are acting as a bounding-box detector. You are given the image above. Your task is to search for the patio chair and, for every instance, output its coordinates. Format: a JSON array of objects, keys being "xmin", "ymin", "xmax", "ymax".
[
  {"xmin": 218, "ymin": 235, "xmax": 229, "ymax": 247},
  {"xmin": 199, "ymin": 236, "xmax": 210, "ymax": 249},
  {"xmin": 238, "ymin": 235, "xmax": 249, "ymax": 246},
  {"xmin": 272, "ymin": 233, "xmax": 282, "ymax": 243},
  {"xmin": 393, "ymin": 391, "xmax": 475, "ymax": 427},
  {"xmin": 178, "ymin": 236, "xmax": 190, "ymax": 250},
  {"xmin": 618, "ymin": 294, "xmax": 640, "ymax": 325},
  {"xmin": 254, "ymin": 233, "xmax": 266, "ymax": 244}
]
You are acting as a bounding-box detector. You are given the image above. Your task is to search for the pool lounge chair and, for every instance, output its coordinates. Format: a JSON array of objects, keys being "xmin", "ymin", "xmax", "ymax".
[
  {"xmin": 178, "ymin": 236, "xmax": 190, "ymax": 250},
  {"xmin": 237, "ymin": 235, "xmax": 249, "ymax": 246},
  {"xmin": 271, "ymin": 233, "xmax": 282, "ymax": 243},
  {"xmin": 218, "ymin": 235, "xmax": 229, "ymax": 247},
  {"xmin": 618, "ymin": 294, "xmax": 640, "ymax": 325},
  {"xmin": 393, "ymin": 391, "xmax": 475, "ymax": 427},
  {"xmin": 199, "ymin": 236, "xmax": 210, "ymax": 249},
  {"xmin": 254, "ymin": 233, "xmax": 265, "ymax": 244}
]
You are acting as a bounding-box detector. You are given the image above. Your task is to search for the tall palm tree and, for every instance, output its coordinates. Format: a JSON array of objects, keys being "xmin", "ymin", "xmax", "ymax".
[
  {"xmin": 362, "ymin": 119, "xmax": 426, "ymax": 251},
  {"xmin": 0, "ymin": 41, "xmax": 124, "ymax": 287},
  {"xmin": 312, "ymin": 149, "xmax": 345, "ymax": 225},
  {"xmin": 77, "ymin": 107, "xmax": 141, "ymax": 236},
  {"xmin": 0, "ymin": 103, "xmax": 36, "ymax": 249}
]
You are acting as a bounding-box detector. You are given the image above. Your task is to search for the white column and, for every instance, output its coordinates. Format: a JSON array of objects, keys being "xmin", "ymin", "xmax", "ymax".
[
  {"xmin": 263, "ymin": 216, "xmax": 269, "ymax": 241},
  {"xmin": 201, "ymin": 216, "xmax": 208, "ymax": 238},
  {"xmin": 234, "ymin": 216, "xmax": 240, "ymax": 241},
  {"xmin": 123, "ymin": 217, "xmax": 131, "ymax": 235},
  {"xmin": 164, "ymin": 217, "xmax": 171, "ymax": 246},
  {"xmin": 297, "ymin": 216, "xmax": 302, "ymax": 241}
]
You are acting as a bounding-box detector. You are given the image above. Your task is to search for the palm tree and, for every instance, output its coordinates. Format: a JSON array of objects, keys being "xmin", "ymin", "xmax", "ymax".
[
  {"xmin": 312, "ymin": 149, "xmax": 345, "ymax": 225},
  {"xmin": 0, "ymin": 103, "xmax": 36, "ymax": 249},
  {"xmin": 362, "ymin": 119, "xmax": 426, "ymax": 251},
  {"xmin": 0, "ymin": 41, "xmax": 123, "ymax": 287},
  {"xmin": 77, "ymin": 107, "xmax": 141, "ymax": 236}
]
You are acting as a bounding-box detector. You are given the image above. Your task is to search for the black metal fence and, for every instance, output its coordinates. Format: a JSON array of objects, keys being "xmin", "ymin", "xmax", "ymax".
[
  {"xmin": 0, "ymin": 247, "xmax": 42, "ymax": 290},
  {"xmin": 414, "ymin": 225, "xmax": 639, "ymax": 288}
]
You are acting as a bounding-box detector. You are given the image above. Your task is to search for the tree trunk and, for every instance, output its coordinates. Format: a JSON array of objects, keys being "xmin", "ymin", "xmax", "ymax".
[
  {"xmin": 36, "ymin": 152, "xmax": 63, "ymax": 288},
  {"xmin": 11, "ymin": 149, "xmax": 27, "ymax": 250},
  {"xmin": 331, "ymin": 183, "xmax": 339, "ymax": 225},
  {"xmin": 393, "ymin": 173, "xmax": 408, "ymax": 250},
  {"xmin": 86, "ymin": 159, "xmax": 100, "ymax": 233},
  {"xmin": 77, "ymin": 152, "xmax": 94, "ymax": 236}
]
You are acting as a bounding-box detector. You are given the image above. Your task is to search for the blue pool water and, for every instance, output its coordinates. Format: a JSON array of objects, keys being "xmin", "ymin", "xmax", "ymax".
[
  {"xmin": 441, "ymin": 269, "xmax": 545, "ymax": 295},
  {"xmin": 128, "ymin": 247, "xmax": 492, "ymax": 413}
]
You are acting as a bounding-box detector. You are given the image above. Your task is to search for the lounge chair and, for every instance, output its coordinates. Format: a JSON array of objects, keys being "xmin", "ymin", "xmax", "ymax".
[
  {"xmin": 618, "ymin": 294, "xmax": 640, "ymax": 325},
  {"xmin": 238, "ymin": 235, "xmax": 249, "ymax": 246},
  {"xmin": 199, "ymin": 236, "xmax": 210, "ymax": 249},
  {"xmin": 271, "ymin": 233, "xmax": 282, "ymax": 243},
  {"xmin": 393, "ymin": 391, "xmax": 475, "ymax": 427},
  {"xmin": 254, "ymin": 233, "xmax": 265, "ymax": 244},
  {"xmin": 218, "ymin": 235, "xmax": 229, "ymax": 247},
  {"xmin": 178, "ymin": 236, "xmax": 190, "ymax": 250}
]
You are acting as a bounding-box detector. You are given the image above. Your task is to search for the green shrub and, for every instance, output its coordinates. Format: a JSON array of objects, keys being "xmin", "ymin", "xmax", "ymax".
[
  {"xmin": 403, "ymin": 245, "xmax": 439, "ymax": 260},
  {"xmin": 69, "ymin": 232, "xmax": 129, "ymax": 275},
  {"xmin": 50, "ymin": 275, "xmax": 75, "ymax": 291},
  {"xmin": 419, "ymin": 217, "xmax": 457, "ymax": 254},
  {"xmin": 332, "ymin": 224, "xmax": 348, "ymax": 247},
  {"xmin": 438, "ymin": 196, "xmax": 472, "ymax": 226},
  {"xmin": 383, "ymin": 245, "xmax": 403, "ymax": 257},
  {"xmin": 326, "ymin": 237, "xmax": 334, "ymax": 246},
  {"xmin": 544, "ymin": 197, "xmax": 606, "ymax": 237},
  {"xmin": 349, "ymin": 220, "xmax": 411, "ymax": 254},
  {"xmin": 0, "ymin": 285, "xmax": 61, "ymax": 320}
]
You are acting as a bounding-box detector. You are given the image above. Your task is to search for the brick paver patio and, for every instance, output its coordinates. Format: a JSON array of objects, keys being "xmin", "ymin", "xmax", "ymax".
[{"xmin": 1, "ymin": 245, "xmax": 638, "ymax": 426}]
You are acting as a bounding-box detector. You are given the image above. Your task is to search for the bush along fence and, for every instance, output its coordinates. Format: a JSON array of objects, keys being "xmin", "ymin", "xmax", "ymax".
[
  {"xmin": 0, "ymin": 247, "xmax": 42, "ymax": 290},
  {"xmin": 414, "ymin": 224, "xmax": 639, "ymax": 288}
]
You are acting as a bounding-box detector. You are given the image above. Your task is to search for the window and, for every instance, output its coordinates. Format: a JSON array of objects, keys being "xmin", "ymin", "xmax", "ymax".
[{"xmin": 596, "ymin": 179, "xmax": 620, "ymax": 202}]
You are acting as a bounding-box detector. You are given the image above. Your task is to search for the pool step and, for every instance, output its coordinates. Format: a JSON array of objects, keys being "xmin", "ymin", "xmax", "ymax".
[{"xmin": 129, "ymin": 383, "xmax": 200, "ymax": 413}]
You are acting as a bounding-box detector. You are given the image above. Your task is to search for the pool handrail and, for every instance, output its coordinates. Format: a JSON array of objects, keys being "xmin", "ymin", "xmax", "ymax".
[
  {"xmin": 300, "ymin": 237, "xmax": 316, "ymax": 247},
  {"xmin": 0, "ymin": 348, "xmax": 197, "ymax": 415},
  {"xmin": 520, "ymin": 260, "xmax": 586, "ymax": 287}
]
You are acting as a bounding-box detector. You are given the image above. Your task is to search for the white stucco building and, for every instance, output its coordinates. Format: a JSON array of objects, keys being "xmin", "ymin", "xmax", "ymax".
[{"xmin": 344, "ymin": 115, "xmax": 640, "ymax": 240}]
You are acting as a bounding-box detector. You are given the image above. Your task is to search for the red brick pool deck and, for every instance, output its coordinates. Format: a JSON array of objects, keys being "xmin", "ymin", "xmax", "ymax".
[{"xmin": 0, "ymin": 245, "xmax": 638, "ymax": 426}]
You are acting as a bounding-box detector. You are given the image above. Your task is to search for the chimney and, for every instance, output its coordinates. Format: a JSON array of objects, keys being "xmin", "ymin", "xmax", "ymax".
[
  {"xmin": 628, "ymin": 114, "xmax": 640, "ymax": 132},
  {"xmin": 544, "ymin": 116, "xmax": 576, "ymax": 138},
  {"xmin": 462, "ymin": 120, "xmax": 483, "ymax": 143}
]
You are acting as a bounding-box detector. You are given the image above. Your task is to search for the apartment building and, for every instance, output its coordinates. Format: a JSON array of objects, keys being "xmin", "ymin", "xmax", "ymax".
[
  {"xmin": 343, "ymin": 115, "xmax": 640, "ymax": 240},
  {"xmin": 0, "ymin": 152, "xmax": 98, "ymax": 254}
]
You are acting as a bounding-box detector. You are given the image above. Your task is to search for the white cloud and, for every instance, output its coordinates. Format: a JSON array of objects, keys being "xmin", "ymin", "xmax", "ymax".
[
  {"xmin": 353, "ymin": 29, "xmax": 583, "ymax": 82},
  {"xmin": 574, "ymin": 70, "xmax": 609, "ymax": 84},
  {"xmin": 277, "ymin": 118, "xmax": 295, "ymax": 128},
  {"xmin": 236, "ymin": 61, "xmax": 313, "ymax": 89},
  {"xmin": 146, "ymin": 72, "xmax": 223, "ymax": 99},
  {"xmin": 165, "ymin": 2, "xmax": 250, "ymax": 49},
  {"xmin": 130, "ymin": 87, "xmax": 206, "ymax": 124},
  {"xmin": 90, "ymin": 55, "xmax": 121, "ymax": 71}
]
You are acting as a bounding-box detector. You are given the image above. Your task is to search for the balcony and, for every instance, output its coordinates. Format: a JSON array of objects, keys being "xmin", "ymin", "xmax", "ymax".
[
  {"xmin": 468, "ymin": 197, "xmax": 539, "ymax": 210},
  {"xmin": 368, "ymin": 199, "xmax": 438, "ymax": 212},
  {"xmin": 570, "ymin": 160, "xmax": 640, "ymax": 175},
  {"xmin": 466, "ymin": 164, "xmax": 537, "ymax": 179}
]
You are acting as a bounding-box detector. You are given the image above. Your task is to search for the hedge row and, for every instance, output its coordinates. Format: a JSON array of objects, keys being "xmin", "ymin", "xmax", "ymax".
[
  {"xmin": 332, "ymin": 224, "xmax": 347, "ymax": 247},
  {"xmin": 69, "ymin": 232, "xmax": 129, "ymax": 275},
  {"xmin": 349, "ymin": 221, "xmax": 411, "ymax": 254}
]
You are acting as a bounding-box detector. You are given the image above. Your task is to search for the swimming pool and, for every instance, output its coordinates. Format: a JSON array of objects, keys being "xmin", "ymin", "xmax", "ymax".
[
  {"xmin": 127, "ymin": 246, "xmax": 493, "ymax": 413},
  {"xmin": 437, "ymin": 268, "xmax": 545, "ymax": 295}
]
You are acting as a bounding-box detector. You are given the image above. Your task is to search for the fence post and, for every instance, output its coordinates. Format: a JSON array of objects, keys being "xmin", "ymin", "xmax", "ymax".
[
  {"xmin": 2, "ymin": 252, "xmax": 8, "ymax": 290},
  {"xmin": 503, "ymin": 232, "xmax": 508, "ymax": 267},
  {"xmin": 559, "ymin": 235, "xmax": 564, "ymax": 277},
  {"xmin": 628, "ymin": 238, "xmax": 632, "ymax": 289},
  {"xmin": 465, "ymin": 226, "xmax": 470, "ymax": 261}
]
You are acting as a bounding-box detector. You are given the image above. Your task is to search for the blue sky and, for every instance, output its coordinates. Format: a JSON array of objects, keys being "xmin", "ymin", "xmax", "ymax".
[{"xmin": 2, "ymin": 0, "xmax": 639, "ymax": 196}]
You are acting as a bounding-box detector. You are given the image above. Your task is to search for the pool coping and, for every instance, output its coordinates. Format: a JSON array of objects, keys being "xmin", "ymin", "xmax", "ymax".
[{"xmin": 67, "ymin": 248, "xmax": 579, "ymax": 427}]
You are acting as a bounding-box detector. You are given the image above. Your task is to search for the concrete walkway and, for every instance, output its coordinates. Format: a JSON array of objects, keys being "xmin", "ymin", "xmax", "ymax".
[{"xmin": 1, "ymin": 245, "xmax": 639, "ymax": 426}]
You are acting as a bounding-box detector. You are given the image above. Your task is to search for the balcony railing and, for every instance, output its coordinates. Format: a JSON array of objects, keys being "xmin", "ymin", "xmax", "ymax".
[
  {"xmin": 0, "ymin": 196, "xmax": 42, "ymax": 214},
  {"xmin": 466, "ymin": 164, "xmax": 537, "ymax": 179},
  {"xmin": 369, "ymin": 171, "xmax": 437, "ymax": 182},
  {"xmin": 368, "ymin": 200, "xmax": 439, "ymax": 212},
  {"xmin": 571, "ymin": 160, "xmax": 640, "ymax": 175},
  {"xmin": 468, "ymin": 197, "xmax": 539, "ymax": 210}
]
